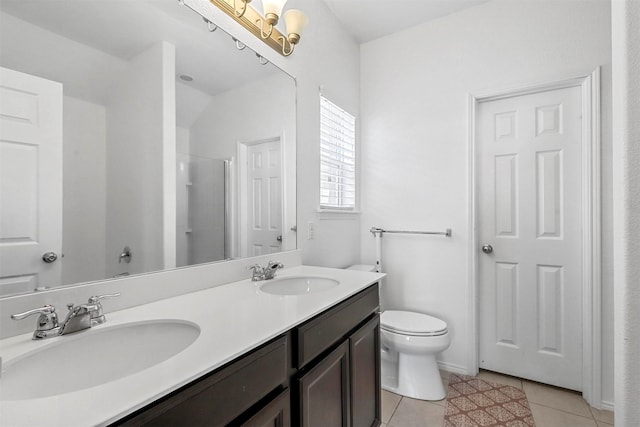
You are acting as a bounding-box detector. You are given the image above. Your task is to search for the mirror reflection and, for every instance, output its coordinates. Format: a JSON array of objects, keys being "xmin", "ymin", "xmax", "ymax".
[{"xmin": 0, "ymin": 0, "xmax": 297, "ymax": 297}]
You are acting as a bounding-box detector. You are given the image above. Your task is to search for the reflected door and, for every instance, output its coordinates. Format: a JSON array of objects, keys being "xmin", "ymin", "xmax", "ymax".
[
  {"xmin": 247, "ymin": 139, "xmax": 282, "ymax": 256},
  {"xmin": 0, "ymin": 67, "xmax": 62, "ymax": 295},
  {"xmin": 477, "ymin": 85, "xmax": 583, "ymax": 390}
]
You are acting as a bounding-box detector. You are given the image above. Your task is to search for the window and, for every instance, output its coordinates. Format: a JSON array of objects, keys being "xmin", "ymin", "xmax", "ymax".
[{"xmin": 320, "ymin": 95, "xmax": 356, "ymax": 210}]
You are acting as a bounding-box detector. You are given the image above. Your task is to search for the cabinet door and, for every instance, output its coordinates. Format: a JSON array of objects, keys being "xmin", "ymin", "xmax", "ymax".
[
  {"xmin": 350, "ymin": 314, "xmax": 381, "ymax": 427},
  {"xmin": 241, "ymin": 389, "xmax": 290, "ymax": 427},
  {"xmin": 298, "ymin": 341, "xmax": 350, "ymax": 427}
]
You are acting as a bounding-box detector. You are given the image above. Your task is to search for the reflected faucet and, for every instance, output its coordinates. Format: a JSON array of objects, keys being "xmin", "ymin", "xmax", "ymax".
[{"xmin": 119, "ymin": 246, "xmax": 132, "ymax": 264}]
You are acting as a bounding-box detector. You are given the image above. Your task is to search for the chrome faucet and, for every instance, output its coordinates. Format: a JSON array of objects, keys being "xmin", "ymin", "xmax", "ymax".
[
  {"xmin": 59, "ymin": 302, "xmax": 96, "ymax": 335},
  {"xmin": 11, "ymin": 293, "xmax": 120, "ymax": 339},
  {"xmin": 10, "ymin": 305, "xmax": 60, "ymax": 339},
  {"xmin": 248, "ymin": 261, "xmax": 284, "ymax": 281}
]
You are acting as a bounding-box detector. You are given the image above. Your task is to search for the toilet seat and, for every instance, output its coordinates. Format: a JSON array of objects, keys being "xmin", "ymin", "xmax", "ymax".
[{"xmin": 381, "ymin": 310, "xmax": 448, "ymax": 337}]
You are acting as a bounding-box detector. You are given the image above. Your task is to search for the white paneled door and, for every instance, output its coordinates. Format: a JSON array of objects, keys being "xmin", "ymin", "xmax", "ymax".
[
  {"xmin": 247, "ymin": 139, "xmax": 282, "ymax": 256},
  {"xmin": 0, "ymin": 67, "xmax": 63, "ymax": 296},
  {"xmin": 478, "ymin": 85, "xmax": 583, "ymax": 391}
]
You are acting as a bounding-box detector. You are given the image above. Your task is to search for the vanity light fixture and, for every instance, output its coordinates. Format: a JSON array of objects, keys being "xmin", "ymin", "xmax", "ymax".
[{"xmin": 208, "ymin": 0, "xmax": 308, "ymax": 56}]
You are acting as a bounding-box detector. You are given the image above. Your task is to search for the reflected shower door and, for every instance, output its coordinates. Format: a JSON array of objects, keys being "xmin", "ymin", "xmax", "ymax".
[{"xmin": 176, "ymin": 154, "xmax": 228, "ymax": 267}]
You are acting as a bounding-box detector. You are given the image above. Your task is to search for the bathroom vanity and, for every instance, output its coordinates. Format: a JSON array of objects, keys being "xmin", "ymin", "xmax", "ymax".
[
  {"xmin": 0, "ymin": 266, "xmax": 384, "ymax": 427},
  {"xmin": 117, "ymin": 283, "xmax": 380, "ymax": 426}
]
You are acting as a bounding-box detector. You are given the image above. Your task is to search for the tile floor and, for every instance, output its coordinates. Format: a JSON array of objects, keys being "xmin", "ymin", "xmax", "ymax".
[{"xmin": 381, "ymin": 370, "xmax": 614, "ymax": 427}]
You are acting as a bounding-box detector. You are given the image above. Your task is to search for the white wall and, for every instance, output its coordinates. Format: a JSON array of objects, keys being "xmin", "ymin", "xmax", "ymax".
[
  {"xmin": 62, "ymin": 96, "xmax": 107, "ymax": 285},
  {"xmin": 360, "ymin": 0, "xmax": 613, "ymax": 403},
  {"xmin": 176, "ymin": 126, "xmax": 191, "ymax": 267},
  {"xmin": 285, "ymin": 0, "xmax": 362, "ymax": 267},
  {"xmin": 612, "ymin": 0, "xmax": 640, "ymax": 424},
  {"xmin": 189, "ymin": 72, "xmax": 296, "ymax": 258},
  {"xmin": 105, "ymin": 42, "xmax": 176, "ymax": 278},
  {"xmin": 190, "ymin": 73, "xmax": 295, "ymax": 159},
  {"xmin": 0, "ymin": 11, "xmax": 126, "ymax": 105},
  {"xmin": 161, "ymin": 43, "xmax": 177, "ymax": 271}
]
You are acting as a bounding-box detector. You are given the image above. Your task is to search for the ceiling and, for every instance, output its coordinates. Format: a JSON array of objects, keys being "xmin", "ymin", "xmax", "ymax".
[
  {"xmin": 322, "ymin": 0, "xmax": 490, "ymax": 43},
  {"xmin": 0, "ymin": 0, "xmax": 280, "ymax": 104}
]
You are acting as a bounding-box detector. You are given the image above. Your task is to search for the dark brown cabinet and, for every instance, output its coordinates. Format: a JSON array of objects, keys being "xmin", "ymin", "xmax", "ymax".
[
  {"xmin": 349, "ymin": 315, "xmax": 381, "ymax": 427},
  {"xmin": 295, "ymin": 284, "xmax": 381, "ymax": 427},
  {"xmin": 297, "ymin": 313, "xmax": 381, "ymax": 427},
  {"xmin": 241, "ymin": 389, "xmax": 290, "ymax": 427},
  {"xmin": 113, "ymin": 283, "xmax": 380, "ymax": 427},
  {"xmin": 116, "ymin": 335, "xmax": 290, "ymax": 427},
  {"xmin": 299, "ymin": 341, "xmax": 351, "ymax": 427}
]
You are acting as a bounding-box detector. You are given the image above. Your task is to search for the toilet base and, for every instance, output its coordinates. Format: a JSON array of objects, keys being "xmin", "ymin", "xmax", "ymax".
[{"xmin": 381, "ymin": 350, "xmax": 446, "ymax": 401}]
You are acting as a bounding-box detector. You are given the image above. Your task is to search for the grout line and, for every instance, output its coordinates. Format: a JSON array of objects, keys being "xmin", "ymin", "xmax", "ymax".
[
  {"xmin": 528, "ymin": 401, "xmax": 599, "ymax": 423},
  {"xmin": 387, "ymin": 396, "xmax": 402, "ymax": 426}
]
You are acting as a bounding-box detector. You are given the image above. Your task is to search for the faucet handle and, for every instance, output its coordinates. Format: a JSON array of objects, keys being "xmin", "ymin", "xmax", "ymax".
[
  {"xmin": 11, "ymin": 305, "xmax": 60, "ymax": 339},
  {"xmin": 87, "ymin": 293, "xmax": 120, "ymax": 325},
  {"xmin": 88, "ymin": 293, "xmax": 121, "ymax": 304},
  {"xmin": 267, "ymin": 261, "xmax": 284, "ymax": 270},
  {"xmin": 11, "ymin": 304, "xmax": 56, "ymax": 320},
  {"xmin": 248, "ymin": 264, "xmax": 265, "ymax": 281}
]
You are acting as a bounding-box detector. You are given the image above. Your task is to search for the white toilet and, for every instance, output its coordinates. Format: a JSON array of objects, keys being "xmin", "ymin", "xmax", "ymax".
[
  {"xmin": 347, "ymin": 265, "xmax": 450, "ymax": 401},
  {"xmin": 380, "ymin": 310, "xmax": 450, "ymax": 400}
]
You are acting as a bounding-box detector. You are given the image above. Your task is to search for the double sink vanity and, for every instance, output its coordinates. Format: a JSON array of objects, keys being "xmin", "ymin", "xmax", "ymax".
[{"xmin": 0, "ymin": 265, "xmax": 385, "ymax": 426}]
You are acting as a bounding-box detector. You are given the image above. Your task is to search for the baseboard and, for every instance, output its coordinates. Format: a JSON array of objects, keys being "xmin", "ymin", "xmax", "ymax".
[
  {"xmin": 437, "ymin": 361, "xmax": 470, "ymax": 376},
  {"xmin": 600, "ymin": 400, "xmax": 615, "ymax": 411}
]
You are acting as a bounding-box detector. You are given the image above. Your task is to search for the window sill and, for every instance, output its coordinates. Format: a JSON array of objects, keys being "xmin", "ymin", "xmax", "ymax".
[{"xmin": 316, "ymin": 208, "xmax": 361, "ymax": 220}]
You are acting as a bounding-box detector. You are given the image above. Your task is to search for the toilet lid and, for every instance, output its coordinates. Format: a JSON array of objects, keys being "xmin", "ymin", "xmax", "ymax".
[{"xmin": 381, "ymin": 310, "xmax": 448, "ymax": 336}]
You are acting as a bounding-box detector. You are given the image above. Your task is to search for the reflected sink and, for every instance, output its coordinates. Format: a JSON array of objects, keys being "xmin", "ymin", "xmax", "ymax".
[
  {"xmin": 260, "ymin": 276, "xmax": 340, "ymax": 295},
  {"xmin": 0, "ymin": 319, "xmax": 200, "ymax": 401}
]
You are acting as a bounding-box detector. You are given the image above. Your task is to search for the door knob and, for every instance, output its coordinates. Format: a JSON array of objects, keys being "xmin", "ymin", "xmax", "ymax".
[
  {"xmin": 481, "ymin": 244, "xmax": 493, "ymax": 254},
  {"xmin": 276, "ymin": 235, "xmax": 283, "ymax": 242},
  {"xmin": 42, "ymin": 252, "xmax": 58, "ymax": 263}
]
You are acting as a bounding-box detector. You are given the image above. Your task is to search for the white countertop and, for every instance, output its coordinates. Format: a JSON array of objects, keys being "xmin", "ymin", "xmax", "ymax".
[{"xmin": 0, "ymin": 265, "xmax": 384, "ymax": 426}]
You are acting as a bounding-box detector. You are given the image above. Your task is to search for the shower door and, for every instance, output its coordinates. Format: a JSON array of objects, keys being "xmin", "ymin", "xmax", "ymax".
[{"xmin": 176, "ymin": 154, "xmax": 228, "ymax": 266}]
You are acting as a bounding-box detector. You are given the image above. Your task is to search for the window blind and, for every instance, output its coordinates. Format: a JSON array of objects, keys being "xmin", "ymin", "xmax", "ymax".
[{"xmin": 320, "ymin": 95, "xmax": 356, "ymax": 209}]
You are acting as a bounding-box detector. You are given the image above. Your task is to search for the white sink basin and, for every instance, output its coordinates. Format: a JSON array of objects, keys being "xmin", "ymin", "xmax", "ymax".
[
  {"xmin": 260, "ymin": 276, "xmax": 340, "ymax": 295},
  {"xmin": 0, "ymin": 319, "xmax": 200, "ymax": 401}
]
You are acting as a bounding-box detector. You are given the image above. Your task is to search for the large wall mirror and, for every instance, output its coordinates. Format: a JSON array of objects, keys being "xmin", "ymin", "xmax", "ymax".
[{"xmin": 0, "ymin": 0, "xmax": 297, "ymax": 297}]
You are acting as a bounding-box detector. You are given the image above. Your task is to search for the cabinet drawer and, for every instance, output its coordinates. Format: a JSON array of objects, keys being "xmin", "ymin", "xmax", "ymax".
[
  {"xmin": 117, "ymin": 334, "xmax": 289, "ymax": 427},
  {"xmin": 295, "ymin": 284, "xmax": 379, "ymax": 369},
  {"xmin": 241, "ymin": 388, "xmax": 291, "ymax": 427}
]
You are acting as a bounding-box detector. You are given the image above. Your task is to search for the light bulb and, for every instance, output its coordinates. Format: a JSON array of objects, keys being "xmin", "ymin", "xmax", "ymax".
[
  {"xmin": 263, "ymin": 0, "xmax": 287, "ymax": 25},
  {"xmin": 284, "ymin": 9, "xmax": 308, "ymax": 44}
]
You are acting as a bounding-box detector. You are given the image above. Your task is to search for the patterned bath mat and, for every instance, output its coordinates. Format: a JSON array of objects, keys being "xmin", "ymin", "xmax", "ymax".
[{"xmin": 444, "ymin": 374, "xmax": 535, "ymax": 427}]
